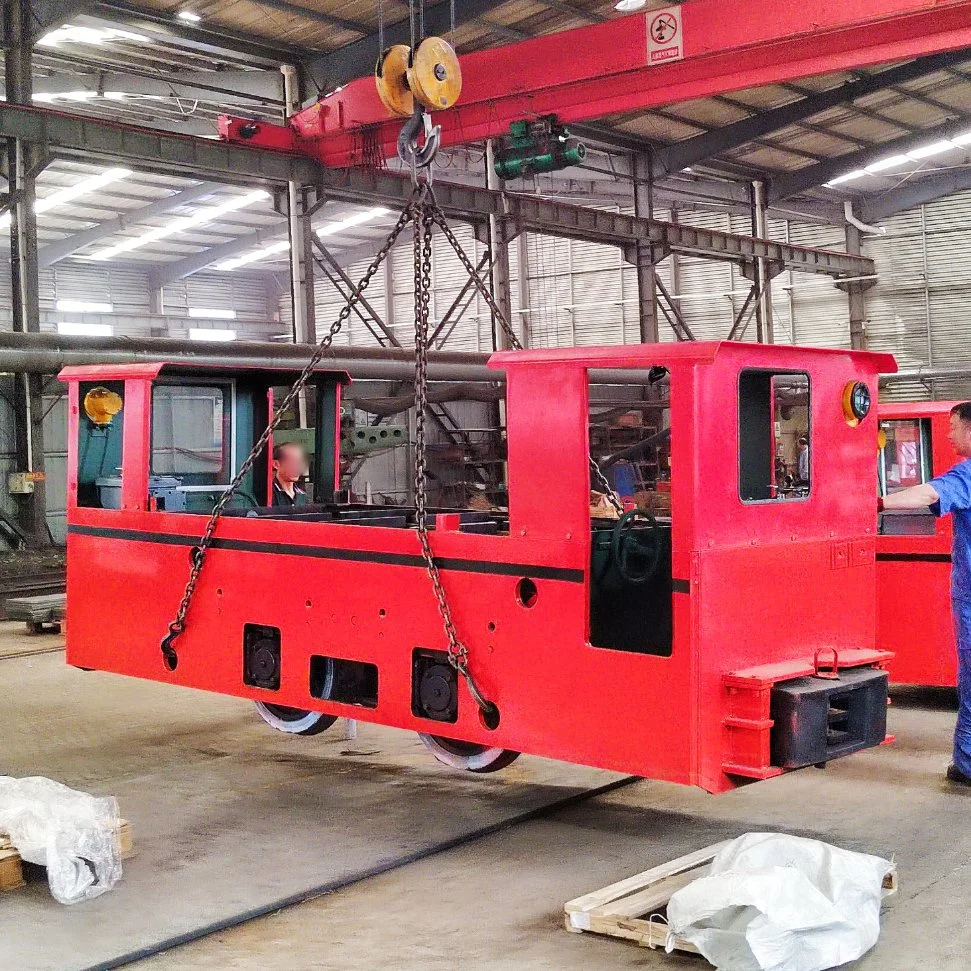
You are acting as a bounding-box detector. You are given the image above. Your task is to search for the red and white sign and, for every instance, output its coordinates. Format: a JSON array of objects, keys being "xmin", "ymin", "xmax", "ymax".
[{"xmin": 648, "ymin": 5, "xmax": 683, "ymax": 66}]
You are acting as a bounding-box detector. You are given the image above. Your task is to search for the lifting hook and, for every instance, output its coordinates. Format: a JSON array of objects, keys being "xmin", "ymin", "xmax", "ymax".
[{"xmin": 398, "ymin": 107, "xmax": 441, "ymax": 173}]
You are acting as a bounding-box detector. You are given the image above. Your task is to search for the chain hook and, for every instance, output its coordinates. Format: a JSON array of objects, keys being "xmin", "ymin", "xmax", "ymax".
[{"xmin": 398, "ymin": 106, "xmax": 441, "ymax": 178}]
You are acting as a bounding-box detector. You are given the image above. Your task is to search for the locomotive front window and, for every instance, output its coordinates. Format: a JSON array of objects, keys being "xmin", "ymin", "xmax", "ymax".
[
  {"xmin": 151, "ymin": 383, "xmax": 233, "ymax": 487},
  {"xmin": 738, "ymin": 370, "xmax": 811, "ymax": 503},
  {"xmin": 879, "ymin": 418, "xmax": 932, "ymax": 495},
  {"xmin": 878, "ymin": 417, "xmax": 936, "ymax": 536}
]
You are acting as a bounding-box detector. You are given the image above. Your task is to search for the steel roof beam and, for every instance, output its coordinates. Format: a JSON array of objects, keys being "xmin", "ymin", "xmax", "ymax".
[
  {"xmin": 0, "ymin": 103, "xmax": 320, "ymax": 184},
  {"xmin": 860, "ymin": 167, "xmax": 971, "ymax": 221},
  {"xmin": 85, "ymin": 2, "xmax": 304, "ymax": 67},
  {"xmin": 769, "ymin": 116, "xmax": 971, "ymax": 200},
  {"xmin": 0, "ymin": 104, "xmax": 873, "ymax": 278},
  {"xmin": 303, "ymin": 0, "xmax": 511, "ymax": 93},
  {"xmin": 27, "ymin": 0, "xmax": 91, "ymax": 38},
  {"xmin": 31, "ymin": 70, "xmax": 285, "ymax": 105},
  {"xmin": 38, "ymin": 181, "xmax": 225, "ymax": 267},
  {"xmin": 245, "ymin": 0, "xmax": 367, "ymax": 35},
  {"xmin": 155, "ymin": 225, "xmax": 287, "ymax": 284},
  {"xmin": 655, "ymin": 51, "xmax": 971, "ymax": 177}
]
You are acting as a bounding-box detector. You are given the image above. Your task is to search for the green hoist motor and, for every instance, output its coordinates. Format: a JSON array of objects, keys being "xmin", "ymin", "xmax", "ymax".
[{"xmin": 493, "ymin": 116, "xmax": 586, "ymax": 180}]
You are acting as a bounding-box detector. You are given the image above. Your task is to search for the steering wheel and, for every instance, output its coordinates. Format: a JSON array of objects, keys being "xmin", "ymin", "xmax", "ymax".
[
  {"xmin": 609, "ymin": 508, "xmax": 662, "ymax": 585},
  {"xmin": 230, "ymin": 490, "xmax": 260, "ymax": 510}
]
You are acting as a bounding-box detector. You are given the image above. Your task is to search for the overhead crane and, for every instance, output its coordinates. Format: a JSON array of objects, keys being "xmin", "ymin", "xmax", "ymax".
[{"xmin": 55, "ymin": 0, "xmax": 960, "ymax": 790}]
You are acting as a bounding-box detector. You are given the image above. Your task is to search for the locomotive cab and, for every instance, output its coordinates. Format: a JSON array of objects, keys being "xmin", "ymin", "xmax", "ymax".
[
  {"xmin": 60, "ymin": 342, "xmax": 896, "ymax": 793},
  {"xmin": 68, "ymin": 363, "xmax": 347, "ymax": 515}
]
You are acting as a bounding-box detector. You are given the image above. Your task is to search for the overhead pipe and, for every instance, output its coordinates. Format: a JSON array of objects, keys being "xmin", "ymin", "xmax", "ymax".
[
  {"xmin": 0, "ymin": 332, "xmax": 495, "ymax": 383},
  {"xmin": 844, "ymin": 201, "xmax": 886, "ymax": 236},
  {"xmin": 0, "ymin": 332, "xmax": 662, "ymax": 386},
  {"xmin": 881, "ymin": 365, "xmax": 971, "ymax": 384}
]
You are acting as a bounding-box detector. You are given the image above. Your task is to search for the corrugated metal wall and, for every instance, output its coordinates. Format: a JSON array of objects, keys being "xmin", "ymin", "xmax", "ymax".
[
  {"xmin": 6, "ymin": 188, "xmax": 971, "ymax": 546},
  {"xmin": 0, "ymin": 264, "xmax": 277, "ymax": 545}
]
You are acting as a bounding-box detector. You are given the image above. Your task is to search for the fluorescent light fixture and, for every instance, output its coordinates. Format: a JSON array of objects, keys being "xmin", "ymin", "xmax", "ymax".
[
  {"xmin": 56, "ymin": 299, "xmax": 113, "ymax": 314},
  {"xmin": 177, "ymin": 10, "xmax": 202, "ymax": 22},
  {"xmin": 91, "ymin": 189, "xmax": 270, "ymax": 261},
  {"xmin": 188, "ymin": 308, "xmax": 237, "ymax": 319},
  {"xmin": 825, "ymin": 169, "xmax": 867, "ymax": 186},
  {"xmin": 907, "ymin": 140, "xmax": 955, "ymax": 160},
  {"xmin": 217, "ymin": 239, "xmax": 290, "ymax": 271},
  {"xmin": 615, "ymin": 0, "xmax": 646, "ymax": 9},
  {"xmin": 38, "ymin": 25, "xmax": 149, "ymax": 46},
  {"xmin": 57, "ymin": 322, "xmax": 113, "ymax": 337},
  {"xmin": 0, "ymin": 167, "xmax": 131, "ymax": 229},
  {"xmin": 865, "ymin": 154, "xmax": 911, "ymax": 174},
  {"xmin": 189, "ymin": 328, "xmax": 236, "ymax": 342},
  {"xmin": 950, "ymin": 130, "xmax": 971, "ymax": 146},
  {"xmin": 38, "ymin": 168, "xmax": 132, "ymax": 213},
  {"xmin": 317, "ymin": 207, "xmax": 391, "ymax": 238}
]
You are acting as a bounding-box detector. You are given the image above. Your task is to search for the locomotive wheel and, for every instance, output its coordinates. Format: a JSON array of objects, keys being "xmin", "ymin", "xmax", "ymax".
[
  {"xmin": 254, "ymin": 703, "xmax": 338, "ymax": 736},
  {"xmin": 254, "ymin": 656, "xmax": 338, "ymax": 736},
  {"xmin": 418, "ymin": 733, "xmax": 520, "ymax": 773}
]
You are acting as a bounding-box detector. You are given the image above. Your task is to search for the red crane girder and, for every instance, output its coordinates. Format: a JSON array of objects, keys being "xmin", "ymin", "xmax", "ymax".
[{"xmin": 220, "ymin": 0, "xmax": 971, "ymax": 167}]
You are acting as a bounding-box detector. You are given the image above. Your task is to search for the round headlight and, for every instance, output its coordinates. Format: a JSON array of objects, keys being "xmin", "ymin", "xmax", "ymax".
[
  {"xmin": 83, "ymin": 386, "xmax": 123, "ymax": 427},
  {"xmin": 842, "ymin": 381, "xmax": 871, "ymax": 426}
]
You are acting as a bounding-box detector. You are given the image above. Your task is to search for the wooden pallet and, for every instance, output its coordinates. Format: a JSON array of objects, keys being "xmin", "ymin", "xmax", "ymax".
[
  {"xmin": 0, "ymin": 820, "xmax": 133, "ymax": 894},
  {"xmin": 565, "ymin": 841, "xmax": 898, "ymax": 955},
  {"xmin": 4, "ymin": 593, "xmax": 66, "ymax": 634}
]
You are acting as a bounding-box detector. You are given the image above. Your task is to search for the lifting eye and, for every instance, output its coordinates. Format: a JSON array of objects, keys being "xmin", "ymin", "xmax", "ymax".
[{"xmin": 842, "ymin": 381, "xmax": 871, "ymax": 426}]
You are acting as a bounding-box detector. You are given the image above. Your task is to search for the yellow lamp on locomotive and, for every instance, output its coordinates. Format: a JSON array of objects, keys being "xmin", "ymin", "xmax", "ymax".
[{"xmin": 83, "ymin": 386, "xmax": 123, "ymax": 426}]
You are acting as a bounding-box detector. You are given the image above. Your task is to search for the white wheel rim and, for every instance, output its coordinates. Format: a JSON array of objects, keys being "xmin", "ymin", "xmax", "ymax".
[
  {"xmin": 417, "ymin": 733, "xmax": 509, "ymax": 771},
  {"xmin": 254, "ymin": 702, "xmax": 327, "ymax": 735}
]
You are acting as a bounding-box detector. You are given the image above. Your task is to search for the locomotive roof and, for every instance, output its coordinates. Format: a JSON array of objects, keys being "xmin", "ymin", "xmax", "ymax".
[
  {"xmin": 57, "ymin": 361, "xmax": 351, "ymax": 385},
  {"xmin": 488, "ymin": 340, "xmax": 897, "ymax": 373}
]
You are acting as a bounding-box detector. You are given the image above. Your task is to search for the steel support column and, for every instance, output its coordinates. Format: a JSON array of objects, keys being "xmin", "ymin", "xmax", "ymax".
[
  {"xmin": 750, "ymin": 180, "xmax": 774, "ymax": 343},
  {"xmin": 837, "ymin": 224, "xmax": 874, "ymax": 350},
  {"xmin": 4, "ymin": 0, "xmax": 47, "ymax": 547},
  {"xmin": 631, "ymin": 152, "xmax": 660, "ymax": 343},
  {"xmin": 486, "ymin": 140, "xmax": 515, "ymax": 350},
  {"xmin": 516, "ymin": 231, "xmax": 531, "ymax": 349}
]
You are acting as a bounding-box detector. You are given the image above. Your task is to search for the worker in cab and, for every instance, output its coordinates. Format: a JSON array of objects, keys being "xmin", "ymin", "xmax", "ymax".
[
  {"xmin": 271, "ymin": 441, "xmax": 311, "ymax": 507},
  {"xmin": 880, "ymin": 402, "xmax": 971, "ymax": 785},
  {"xmin": 797, "ymin": 436, "xmax": 810, "ymax": 485}
]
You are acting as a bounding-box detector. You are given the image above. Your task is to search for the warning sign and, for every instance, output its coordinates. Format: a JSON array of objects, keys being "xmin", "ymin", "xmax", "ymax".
[{"xmin": 647, "ymin": 5, "xmax": 683, "ymax": 66}]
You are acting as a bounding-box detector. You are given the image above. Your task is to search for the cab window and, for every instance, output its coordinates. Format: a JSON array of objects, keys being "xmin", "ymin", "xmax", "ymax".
[
  {"xmin": 878, "ymin": 417, "xmax": 935, "ymax": 536},
  {"xmin": 151, "ymin": 383, "xmax": 233, "ymax": 487},
  {"xmin": 739, "ymin": 370, "xmax": 810, "ymax": 503},
  {"xmin": 879, "ymin": 418, "xmax": 932, "ymax": 494}
]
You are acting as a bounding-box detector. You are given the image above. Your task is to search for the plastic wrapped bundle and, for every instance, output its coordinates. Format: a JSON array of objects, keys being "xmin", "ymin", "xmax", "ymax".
[
  {"xmin": 666, "ymin": 832, "xmax": 892, "ymax": 971},
  {"xmin": 0, "ymin": 776, "xmax": 122, "ymax": 904}
]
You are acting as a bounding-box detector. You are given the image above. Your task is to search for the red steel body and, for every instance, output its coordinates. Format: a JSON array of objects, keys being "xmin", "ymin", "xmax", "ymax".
[
  {"xmin": 219, "ymin": 0, "xmax": 971, "ymax": 167},
  {"xmin": 60, "ymin": 343, "xmax": 894, "ymax": 793},
  {"xmin": 878, "ymin": 401, "xmax": 959, "ymax": 687}
]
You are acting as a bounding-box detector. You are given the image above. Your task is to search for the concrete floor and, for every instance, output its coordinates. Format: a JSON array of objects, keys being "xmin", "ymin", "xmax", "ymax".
[{"xmin": 1, "ymin": 620, "xmax": 970, "ymax": 970}]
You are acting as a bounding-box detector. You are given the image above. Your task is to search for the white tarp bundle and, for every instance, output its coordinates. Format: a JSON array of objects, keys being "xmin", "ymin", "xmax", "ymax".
[
  {"xmin": 666, "ymin": 832, "xmax": 892, "ymax": 971},
  {"xmin": 0, "ymin": 776, "xmax": 122, "ymax": 904}
]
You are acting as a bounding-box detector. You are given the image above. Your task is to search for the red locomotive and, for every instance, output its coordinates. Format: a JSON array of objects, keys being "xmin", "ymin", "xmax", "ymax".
[
  {"xmin": 60, "ymin": 341, "xmax": 894, "ymax": 793},
  {"xmin": 878, "ymin": 401, "xmax": 959, "ymax": 687}
]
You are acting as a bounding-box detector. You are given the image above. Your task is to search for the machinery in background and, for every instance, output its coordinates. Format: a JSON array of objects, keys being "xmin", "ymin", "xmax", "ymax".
[
  {"xmin": 61, "ymin": 342, "xmax": 894, "ymax": 792},
  {"xmin": 877, "ymin": 402, "xmax": 958, "ymax": 687}
]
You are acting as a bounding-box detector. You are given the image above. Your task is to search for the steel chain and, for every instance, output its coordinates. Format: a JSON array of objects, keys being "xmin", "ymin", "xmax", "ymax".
[
  {"xmin": 431, "ymin": 211, "xmax": 624, "ymax": 514},
  {"xmin": 160, "ymin": 196, "xmax": 419, "ymax": 668},
  {"xmin": 412, "ymin": 187, "xmax": 495, "ymax": 716}
]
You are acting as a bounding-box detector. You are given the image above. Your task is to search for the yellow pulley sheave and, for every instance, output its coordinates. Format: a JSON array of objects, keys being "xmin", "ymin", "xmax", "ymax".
[{"xmin": 375, "ymin": 36, "xmax": 462, "ymax": 117}]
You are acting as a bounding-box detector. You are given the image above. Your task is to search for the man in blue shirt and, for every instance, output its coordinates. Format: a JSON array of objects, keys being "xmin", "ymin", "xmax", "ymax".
[{"xmin": 880, "ymin": 402, "xmax": 971, "ymax": 784}]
